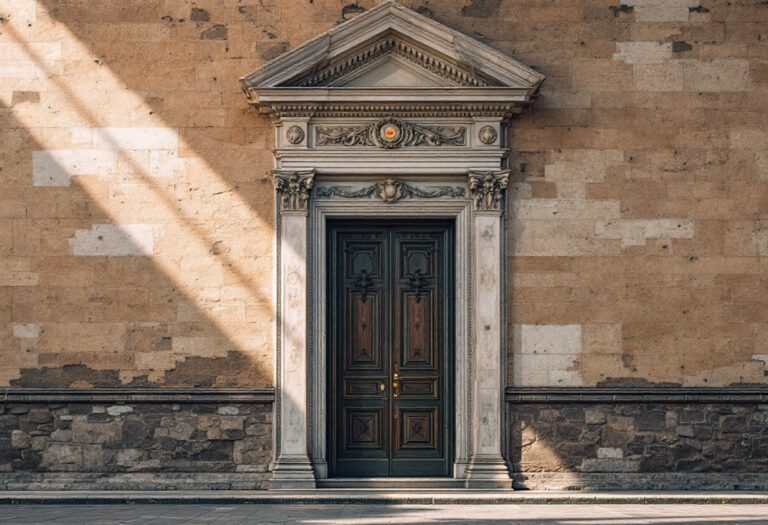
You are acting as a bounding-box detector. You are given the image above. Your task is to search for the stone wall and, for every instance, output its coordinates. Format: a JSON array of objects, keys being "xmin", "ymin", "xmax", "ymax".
[
  {"xmin": 508, "ymin": 396, "xmax": 768, "ymax": 490},
  {"xmin": 1, "ymin": 0, "xmax": 767, "ymax": 389},
  {"xmin": 0, "ymin": 398, "xmax": 272, "ymax": 490}
]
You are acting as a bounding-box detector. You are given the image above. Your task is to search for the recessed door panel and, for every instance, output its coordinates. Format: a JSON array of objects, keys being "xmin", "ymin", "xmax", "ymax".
[{"xmin": 328, "ymin": 220, "xmax": 453, "ymax": 478}]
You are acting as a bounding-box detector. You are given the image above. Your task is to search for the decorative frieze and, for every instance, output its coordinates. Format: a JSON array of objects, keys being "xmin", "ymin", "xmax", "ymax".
[
  {"xmin": 316, "ymin": 178, "xmax": 465, "ymax": 204},
  {"xmin": 468, "ymin": 171, "xmax": 509, "ymax": 211},
  {"xmin": 273, "ymin": 171, "xmax": 314, "ymax": 212},
  {"xmin": 315, "ymin": 118, "xmax": 466, "ymax": 149}
]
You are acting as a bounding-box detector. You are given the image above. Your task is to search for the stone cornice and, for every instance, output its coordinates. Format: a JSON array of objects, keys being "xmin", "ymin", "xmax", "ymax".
[
  {"xmin": 1, "ymin": 388, "xmax": 275, "ymax": 404},
  {"xmin": 506, "ymin": 387, "xmax": 768, "ymax": 404},
  {"xmin": 240, "ymin": 2, "xmax": 544, "ymax": 120}
]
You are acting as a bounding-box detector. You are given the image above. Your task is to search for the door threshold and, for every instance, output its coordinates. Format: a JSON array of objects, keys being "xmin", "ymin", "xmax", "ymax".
[{"xmin": 317, "ymin": 478, "xmax": 466, "ymax": 490}]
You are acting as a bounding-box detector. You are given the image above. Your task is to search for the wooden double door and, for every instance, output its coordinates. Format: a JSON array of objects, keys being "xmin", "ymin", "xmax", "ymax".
[{"xmin": 327, "ymin": 220, "xmax": 454, "ymax": 477}]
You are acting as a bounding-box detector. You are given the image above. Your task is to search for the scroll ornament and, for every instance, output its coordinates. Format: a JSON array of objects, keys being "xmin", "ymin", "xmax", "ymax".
[{"xmin": 316, "ymin": 118, "xmax": 466, "ymax": 149}]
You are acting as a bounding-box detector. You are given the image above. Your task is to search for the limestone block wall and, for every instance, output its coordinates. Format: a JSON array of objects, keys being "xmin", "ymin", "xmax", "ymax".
[
  {"xmin": 499, "ymin": 0, "xmax": 768, "ymax": 388},
  {"xmin": 1, "ymin": 0, "xmax": 279, "ymax": 388},
  {"xmin": 3, "ymin": 0, "xmax": 765, "ymax": 391}
]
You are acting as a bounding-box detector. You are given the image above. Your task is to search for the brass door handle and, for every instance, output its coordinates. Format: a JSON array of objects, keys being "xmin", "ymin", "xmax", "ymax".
[
  {"xmin": 379, "ymin": 383, "xmax": 386, "ymax": 392},
  {"xmin": 392, "ymin": 380, "xmax": 399, "ymax": 397}
]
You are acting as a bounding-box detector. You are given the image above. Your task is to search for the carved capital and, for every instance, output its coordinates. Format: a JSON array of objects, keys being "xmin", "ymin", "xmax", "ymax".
[
  {"xmin": 273, "ymin": 170, "xmax": 315, "ymax": 213},
  {"xmin": 468, "ymin": 171, "xmax": 509, "ymax": 212}
]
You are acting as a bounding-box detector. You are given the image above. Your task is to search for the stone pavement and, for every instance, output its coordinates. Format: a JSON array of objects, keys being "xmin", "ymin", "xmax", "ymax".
[{"xmin": 1, "ymin": 503, "xmax": 768, "ymax": 524}]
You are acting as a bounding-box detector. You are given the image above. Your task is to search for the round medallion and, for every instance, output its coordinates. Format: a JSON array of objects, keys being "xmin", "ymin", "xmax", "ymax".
[
  {"xmin": 286, "ymin": 125, "xmax": 305, "ymax": 145},
  {"xmin": 479, "ymin": 125, "xmax": 498, "ymax": 145},
  {"xmin": 379, "ymin": 122, "xmax": 401, "ymax": 143}
]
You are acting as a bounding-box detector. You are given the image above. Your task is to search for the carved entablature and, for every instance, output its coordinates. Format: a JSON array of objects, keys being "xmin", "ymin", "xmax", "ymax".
[
  {"xmin": 274, "ymin": 170, "xmax": 314, "ymax": 213},
  {"xmin": 316, "ymin": 118, "xmax": 466, "ymax": 149},
  {"xmin": 317, "ymin": 178, "xmax": 465, "ymax": 204},
  {"xmin": 240, "ymin": 1, "xmax": 544, "ymax": 176},
  {"xmin": 468, "ymin": 171, "xmax": 510, "ymax": 212}
]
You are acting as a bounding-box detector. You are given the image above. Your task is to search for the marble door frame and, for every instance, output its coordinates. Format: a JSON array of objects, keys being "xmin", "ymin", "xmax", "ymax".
[{"xmin": 269, "ymin": 172, "xmax": 512, "ymax": 489}]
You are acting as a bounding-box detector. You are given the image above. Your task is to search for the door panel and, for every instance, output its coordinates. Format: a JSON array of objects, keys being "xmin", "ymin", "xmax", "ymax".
[{"xmin": 328, "ymin": 220, "xmax": 453, "ymax": 478}]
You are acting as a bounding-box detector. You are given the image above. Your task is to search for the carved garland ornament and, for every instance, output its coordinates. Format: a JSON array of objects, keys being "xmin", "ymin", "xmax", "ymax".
[
  {"xmin": 468, "ymin": 171, "xmax": 509, "ymax": 211},
  {"xmin": 273, "ymin": 171, "xmax": 314, "ymax": 211},
  {"xmin": 317, "ymin": 178, "xmax": 465, "ymax": 204},
  {"xmin": 316, "ymin": 118, "xmax": 466, "ymax": 149}
]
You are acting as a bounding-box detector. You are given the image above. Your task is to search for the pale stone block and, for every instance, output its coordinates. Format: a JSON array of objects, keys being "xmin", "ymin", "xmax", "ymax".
[
  {"xmin": 149, "ymin": 149, "xmax": 189, "ymax": 178},
  {"xmin": 511, "ymin": 220, "xmax": 622, "ymax": 256},
  {"xmin": 634, "ymin": 63, "xmax": 684, "ymax": 92},
  {"xmin": 597, "ymin": 447, "xmax": 623, "ymax": 459},
  {"xmin": 511, "ymin": 199, "xmax": 621, "ymax": 220},
  {"xmin": 625, "ymin": 0, "xmax": 696, "ymax": 22},
  {"xmin": 513, "ymin": 352, "xmax": 582, "ymax": 387},
  {"xmin": 683, "ymin": 59, "xmax": 750, "ymax": 92},
  {"xmin": 70, "ymin": 127, "xmax": 93, "ymax": 145},
  {"xmin": 32, "ymin": 149, "xmax": 118, "ymax": 187},
  {"xmin": 13, "ymin": 323, "xmax": 41, "ymax": 339},
  {"xmin": 0, "ymin": 43, "xmax": 60, "ymax": 62},
  {"xmin": 92, "ymin": 127, "xmax": 178, "ymax": 150},
  {"xmin": 730, "ymin": 129, "xmax": 768, "ymax": 150},
  {"xmin": 595, "ymin": 219, "xmax": 694, "ymax": 247},
  {"xmin": 1, "ymin": 0, "xmax": 38, "ymax": 24},
  {"xmin": 513, "ymin": 324, "xmax": 582, "ymax": 355},
  {"xmin": 106, "ymin": 405, "xmax": 134, "ymax": 416},
  {"xmin": 72, "ymin": 224, "xmax": 154, "ymax": 256},
  {"xmin": 613, "ymin": 42, "xmax": 672, "ymax": 65}
]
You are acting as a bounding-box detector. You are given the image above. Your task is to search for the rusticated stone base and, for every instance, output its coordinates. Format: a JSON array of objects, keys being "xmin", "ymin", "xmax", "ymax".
[
  {"xmin": 512, "ymin": 472, "xmax": 768, "ymax": 491},
  {"xmin": 0, "ymin": 398, "xmax": 272, "ymax": 490},
  {"xmin": 0, "ymin": 472, "xmax": 269, "ymax": 491},
  {"xmin": 508, "ymin": 400, "xmax": 768, "ymax": 490}
]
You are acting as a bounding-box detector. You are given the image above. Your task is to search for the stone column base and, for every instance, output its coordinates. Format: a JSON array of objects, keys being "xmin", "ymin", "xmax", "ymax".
[
  {"xmin": 465, "ymin": 456, "xmax": 513, "ymax": 489},
  {"xmin": 269, "ymin": 456, "xmax": 316, "ymax": 490}
]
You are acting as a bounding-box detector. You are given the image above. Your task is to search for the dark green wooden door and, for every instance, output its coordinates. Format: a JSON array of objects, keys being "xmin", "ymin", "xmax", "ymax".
[{"xmin": 328, "ymin": 220, "xmax": 454, "ymax": 477}]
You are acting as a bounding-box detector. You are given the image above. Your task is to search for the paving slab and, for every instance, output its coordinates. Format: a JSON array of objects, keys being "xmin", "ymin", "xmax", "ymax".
[
  {"xmin": 0, "ymin": 490, "xmax": 767, "ymax": 505},
  {"xmin": 1, "ymin": 503, "xmax": 768, "ymax": 525}
]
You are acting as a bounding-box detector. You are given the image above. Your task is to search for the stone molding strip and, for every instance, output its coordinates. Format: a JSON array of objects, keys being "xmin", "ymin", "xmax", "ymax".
[
  {"xmin": 0, "ymin": 388, "xmax": 275, "ymax": 404},
  {"xmin": 505, "ymin": 387, "xmax": 768, "ymax": 404}
]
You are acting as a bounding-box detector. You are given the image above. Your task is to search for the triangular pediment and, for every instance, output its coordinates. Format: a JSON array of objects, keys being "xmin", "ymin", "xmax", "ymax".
[{"xmin": 241, "ymin": 1, "xmax": 544, "ymax": 117}]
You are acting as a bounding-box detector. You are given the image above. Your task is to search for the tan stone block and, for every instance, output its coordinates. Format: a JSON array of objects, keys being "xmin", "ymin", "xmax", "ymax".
[
  {"xmin": 583, "ymin": 324, "xmax": 622, "ymax": 354},
  {"xmin": 634, "ymin": 62, "xmax": 684, "ymax": 91},
  {"xmin": 682, "ymin": 59, "xmax": 750, "ymax": 91},
  {"xmin": 572, "ymin": 59, "xmax": 633, "ymax": 91}
]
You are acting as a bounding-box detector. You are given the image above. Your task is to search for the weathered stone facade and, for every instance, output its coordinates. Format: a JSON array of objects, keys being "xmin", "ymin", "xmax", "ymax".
[
  {"xmin": 509, "ymin": 396, "xmax": 768, "ymax": 489},
  {"xmin": 1, "ymin": 0, "xmax": 767, "ymax": 488},
  {"xmin": 0, "ymin": 397, "xmax": 272, "ymax": 489}
]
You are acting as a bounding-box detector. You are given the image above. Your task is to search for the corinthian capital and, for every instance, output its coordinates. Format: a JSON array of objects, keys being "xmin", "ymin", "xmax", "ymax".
[
  {"xmin": 273, "ymin": 170, "xmax": 315, "ymax": 213},
  {"xmin": 468, "ymin": 170, "xmax": 509, "ymax": 212}
]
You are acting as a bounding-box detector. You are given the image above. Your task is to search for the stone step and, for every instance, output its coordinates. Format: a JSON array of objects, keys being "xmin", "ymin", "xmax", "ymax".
[{"xmin": 316, "ymin": 478, "xmax": 467, "ymax": 489}]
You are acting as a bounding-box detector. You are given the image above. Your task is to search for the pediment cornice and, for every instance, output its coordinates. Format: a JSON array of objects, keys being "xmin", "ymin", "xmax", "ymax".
[{"xmin": 240, "ymin": 1, "xmax": 544, "ymax": 120}]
